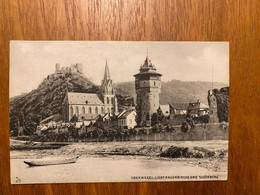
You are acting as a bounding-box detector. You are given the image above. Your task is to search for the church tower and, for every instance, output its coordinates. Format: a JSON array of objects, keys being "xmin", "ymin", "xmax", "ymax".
[
  {"xmin": 101, "ymin": 61, "xmax": 118, "ymax": 115},
  {"xmin": 134, "ymin": 55, "xmax": 162, "ymax": 126}
]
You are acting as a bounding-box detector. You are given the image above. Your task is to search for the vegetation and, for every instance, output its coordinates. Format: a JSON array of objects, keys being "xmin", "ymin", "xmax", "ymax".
[
  {"xmin": 9, "ymin": 72, "xmax": 131, "ymax": 136},
  {"xmin": 114, "ymin": 80, "xmax": 228, "ymax": 105}
]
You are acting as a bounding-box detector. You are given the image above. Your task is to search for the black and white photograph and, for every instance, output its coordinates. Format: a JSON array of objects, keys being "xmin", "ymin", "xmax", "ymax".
[{"xmin": 9, "ymin": 41, "xmax": 229, "ymax": 184}]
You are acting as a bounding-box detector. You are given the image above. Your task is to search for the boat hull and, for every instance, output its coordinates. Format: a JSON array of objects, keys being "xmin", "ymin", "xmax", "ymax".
[{"xmin": 24, "ymin": 156, "xmax": 79, "ymax": 166}]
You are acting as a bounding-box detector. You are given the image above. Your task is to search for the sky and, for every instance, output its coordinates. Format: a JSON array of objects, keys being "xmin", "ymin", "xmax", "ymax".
[{"xmin": 10, "ymin": 41, "xmax": 229, "ymax": 97}]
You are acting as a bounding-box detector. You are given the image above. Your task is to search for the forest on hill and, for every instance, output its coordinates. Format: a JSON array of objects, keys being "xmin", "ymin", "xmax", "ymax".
[
  {"xmin": 114, "ymin": 80, "xmax": 228, "ymax": 105},
  {"xmin": 10, "ymin": 73, "xmax": 99, "ymax": 135}
]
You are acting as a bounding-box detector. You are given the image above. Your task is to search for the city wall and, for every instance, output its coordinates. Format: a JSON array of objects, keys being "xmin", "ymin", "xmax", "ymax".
[{"xmin": 80, "ymin": 122, "xmax": 229, "ymax": 142}]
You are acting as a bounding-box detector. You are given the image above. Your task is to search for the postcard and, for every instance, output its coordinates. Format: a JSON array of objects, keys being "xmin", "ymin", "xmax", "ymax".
[{"xmin": 9, "ymin": 41, "xmax": 229, "ymax": 184}]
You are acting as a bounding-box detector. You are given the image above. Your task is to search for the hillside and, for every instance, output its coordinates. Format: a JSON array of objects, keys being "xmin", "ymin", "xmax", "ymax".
[
  {"xmin": 9, "ymin": 72, "xmax": 100, "ymax": 135},
  {"xmin": 114, "ymin": 80, "xmax": 228, "ymax": 105}
]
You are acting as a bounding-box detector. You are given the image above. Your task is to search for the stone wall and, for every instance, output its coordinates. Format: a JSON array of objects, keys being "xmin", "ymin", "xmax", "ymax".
[{"xmin": 81, "ymin": 122, "xmax": 229, "ymax": 142}]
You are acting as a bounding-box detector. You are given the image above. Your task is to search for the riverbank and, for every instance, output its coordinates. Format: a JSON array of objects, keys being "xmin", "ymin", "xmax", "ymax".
[{"xmin": 10, "ymin": 140, "xmax": 228, "ymax": 172}]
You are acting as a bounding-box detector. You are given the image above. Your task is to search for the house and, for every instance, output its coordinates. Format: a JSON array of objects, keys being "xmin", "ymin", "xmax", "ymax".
[
  {"xmin": 188, "ymin": 100, "xmax": 209, "ymax": 117},
  {"xmin": 170, "ymin": 103, "xmax": 189, "ymax": 116},
  {"xmin": 158, "ymin": 103, "xmax": 188, "ymax": 118},
  {"xmin": 118, "ymin": 110, "xmax": 137, "ymax": 129},
  {"xmin": 158, "ymin": 104, "xmax": 170, "ymax": 117}
]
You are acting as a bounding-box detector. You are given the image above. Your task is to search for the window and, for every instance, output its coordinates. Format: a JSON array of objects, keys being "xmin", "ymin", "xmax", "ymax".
[
  {"xmin": 154, "ymin": 81, "xmax": 156, "ymax": 86},
  {"xmin": 82, "ymin": 107, "xmax": 85, "ymax": 114},
  {"xmin": 111, "ymin": 97, "xmax": 114, "ymax": 104},
  {"xmin": 95, "ymin": 107, "xmax": 98, "ymax": 114},
  {"xmin": 101, "ymin": 107, "xmax": 104, "ymax": 114},
  {"xmin": 107, "ymin": 97, "xmax": 110, "ymax": 104},
  {"xmin": 111, "ymin": 107, "xmax": 114, "ymax": 113},
  {"xmin": 75, "ymin": 106, "xmax": 79, "ymax": 116},
  {"xmin": 70, "ymin": 106, "xmax": 74, "ymax": 118},
  {"xmin": 89, "ymin": 107, "xmax": 92, "ymax": 114}
]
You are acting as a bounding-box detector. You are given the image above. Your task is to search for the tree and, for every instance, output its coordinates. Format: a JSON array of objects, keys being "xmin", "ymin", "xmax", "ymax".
[
  {"xmin": 151, "ymin": 113, "xmax": 159, "ymax": 127},
  {"xmin": 70, "ymin": 115, "xmax": 78, "ymax": 123},
  {"xmin": 181, "ymin": 121, "xmax": 189, "ymax": 133}
]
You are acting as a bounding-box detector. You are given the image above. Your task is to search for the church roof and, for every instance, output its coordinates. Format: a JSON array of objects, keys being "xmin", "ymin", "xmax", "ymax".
[{"xmin": 67, "ymin": 92, "xmax": 104, "ymax": 105}]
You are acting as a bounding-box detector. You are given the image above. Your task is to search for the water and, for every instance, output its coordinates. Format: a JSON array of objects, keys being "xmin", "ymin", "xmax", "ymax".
[{"xmin": 11, "ymin": 155, "xmax": 226, "ymax": 184}]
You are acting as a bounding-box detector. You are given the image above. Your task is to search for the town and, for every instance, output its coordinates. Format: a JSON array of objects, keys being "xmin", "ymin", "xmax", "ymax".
[{"xmin": 32, "ymin": 55, "xmax": 229, "ymax": 143}]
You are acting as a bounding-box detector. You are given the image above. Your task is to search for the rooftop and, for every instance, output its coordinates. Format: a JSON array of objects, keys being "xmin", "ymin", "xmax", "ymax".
[
  {"xmin": 118, "ymin": 109, "xmax": 136, "ymax": 119},
  {"xmin": 134, "ymin": 56, "xmax": 162, "ymax": 77},
  {"xmin": 67, "ymin": 92, "xmax": 103, "ymax": 105},
  {"xmin": 170, "ymin": 103, "xmax": 189, "ymax": 110}
]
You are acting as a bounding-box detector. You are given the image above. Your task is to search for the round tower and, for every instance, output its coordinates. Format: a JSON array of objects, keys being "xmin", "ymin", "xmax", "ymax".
[{"xmin": 134, "ymin": 56, "xmax": 162, "ymax": 126}]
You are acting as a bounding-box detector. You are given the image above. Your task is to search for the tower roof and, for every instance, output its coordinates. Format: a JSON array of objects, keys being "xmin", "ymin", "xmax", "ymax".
[
  {"xmin": 103, "ymin": 60, "xmax": 111, "ymax": 81},
  {"xmin": 134, "ymin": 55, "xmax": 162, "ymax": 77}
]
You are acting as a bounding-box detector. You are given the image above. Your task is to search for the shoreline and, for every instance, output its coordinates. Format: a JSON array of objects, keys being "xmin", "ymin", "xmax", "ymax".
[{"xmin": 10, "ymin": 140, "xmax": 228, "ymax": 172}]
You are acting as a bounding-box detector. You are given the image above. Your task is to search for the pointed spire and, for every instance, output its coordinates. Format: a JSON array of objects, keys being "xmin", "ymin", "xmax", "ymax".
[{"xmin": 103, "ymin": 60, "xmax": 111, "ymax": 81}]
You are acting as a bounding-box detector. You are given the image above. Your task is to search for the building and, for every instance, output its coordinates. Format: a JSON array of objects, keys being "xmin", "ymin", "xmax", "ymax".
[
  {"xmin": 55, "ymin": 63, "xmax": 83, "ymax": 74},
  {"xmin": 158, "ymin": 104, "xmax": 171, "ymax": 117},
  {"xmin": 134, "ymin": 55, "xmax": 162, "ymax": 126},
  {"xmin": 62, "ymin": 62, "xmax": 118, "ymax": 122},
  {"xmin": 170, "ymin": 103, "xmax": 188, "ymax": 116},
  {"xmin": 158, "ymin": 103, "xmax": 188, "ymax": 118},
  {"xmin": 118, "ymin": 110, "xmax": 137, "ymax": 129},
  {"xmin": 187, "ymin": 100, "xmax": 209, "ymax": 118},
  {"xmin": 208, "ymin": 90, "xmax": 219, "ymax": 123},
  {"xmin": 100, "ymin": 61, "xmax": 119, "ymax": 115}
]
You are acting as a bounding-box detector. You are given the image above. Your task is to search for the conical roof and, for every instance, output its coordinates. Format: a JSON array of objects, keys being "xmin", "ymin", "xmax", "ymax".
[{"xmin": 134, "ymin": 55, "xmax": 162, "ymax": 77}]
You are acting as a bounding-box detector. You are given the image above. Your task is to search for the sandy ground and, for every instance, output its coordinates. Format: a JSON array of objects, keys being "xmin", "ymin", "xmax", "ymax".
[{"xmin": 10, "ymin": 140, "xmax": 228, "ymax": 173}]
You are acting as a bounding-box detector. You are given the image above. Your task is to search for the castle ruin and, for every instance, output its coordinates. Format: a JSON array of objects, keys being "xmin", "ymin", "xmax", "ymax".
[{"xmin": 55, "ymin": 63, "xmax": 83, "ymax": 74}]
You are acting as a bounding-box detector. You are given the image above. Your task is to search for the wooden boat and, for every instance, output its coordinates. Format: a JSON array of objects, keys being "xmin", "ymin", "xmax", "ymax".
[{"xmin": 24, "ymin": 156, "xmax": 79, "ymax": 166}]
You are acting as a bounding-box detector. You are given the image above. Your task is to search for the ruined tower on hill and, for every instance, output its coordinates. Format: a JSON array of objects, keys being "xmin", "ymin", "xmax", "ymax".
[
  {"xmin": 134, "ymin": 55, "xmax": 162, "ymax": 126},
  {"xmin": 208, "ymin": 87, "xmax": 229, "ymax": 123},
  {"xmin": 55, "ymin": 63, "xmax": 83, "ymax": 74}
]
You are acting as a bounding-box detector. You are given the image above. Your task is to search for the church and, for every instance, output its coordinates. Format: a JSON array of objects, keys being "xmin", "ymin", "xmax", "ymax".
[{"xmin": 62, "ymin": 62, "xmax": 118, "ymax": 122}]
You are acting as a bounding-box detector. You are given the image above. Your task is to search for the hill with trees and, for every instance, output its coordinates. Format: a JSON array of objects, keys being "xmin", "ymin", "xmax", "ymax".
[
  {"xmin": 10, "ymin": 72, "xmax": 99, "ymax": 135},
  {"xmin": 114, "ymin": 80, "xmax": 228, "ymax": 105}
]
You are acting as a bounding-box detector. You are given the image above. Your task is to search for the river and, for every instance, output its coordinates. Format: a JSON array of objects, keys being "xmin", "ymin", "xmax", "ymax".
[{"xmin": 11, "ymin": 154, "xmax": 226, "ymax": 184}]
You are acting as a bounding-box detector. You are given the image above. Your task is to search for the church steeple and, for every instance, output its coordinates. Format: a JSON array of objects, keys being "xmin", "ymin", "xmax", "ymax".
[
  {"xmin": 100, "ymin": 60, "xmax": 118, "ymax": 115},
  {"xmin": 103, "ymin": 60, "xmax": 111, "ymax": 82},
  {"xmin": 101, "ymin": 61, "xmax": 114, "ymax": 95}
]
